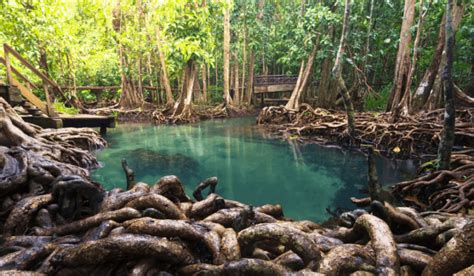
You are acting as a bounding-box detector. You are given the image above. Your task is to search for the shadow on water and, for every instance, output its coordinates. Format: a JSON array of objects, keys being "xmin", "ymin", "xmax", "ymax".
[{"xmin": 92, "ymin": 117, "xmax": 418, "ymax": 222}]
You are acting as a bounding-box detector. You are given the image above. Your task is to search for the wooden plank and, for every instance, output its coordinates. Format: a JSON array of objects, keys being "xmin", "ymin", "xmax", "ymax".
[
  {"xmin": 254, "ymin": 84, "xmax": 295, "ymax": 94},
  {"xmin": 0, "ymin": 57, "xmax": 39, "ymax": 90},
  {"xmin": 3, "ymin": 44, "xmax": 68, "ymax": 103},
  {"xmin": 4, "ymin": 44, "xmax": 61, "ymax": 89},
  {"xmin": 10, "ymin": 77, "xmax": 48, "ymax": 114},
  {"xmin": 3, "ymin": 45, "xmax": 13, "ymax": 87}
]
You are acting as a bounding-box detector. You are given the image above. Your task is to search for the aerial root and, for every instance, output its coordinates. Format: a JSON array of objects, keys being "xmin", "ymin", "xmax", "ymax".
[
  {"xmin": 257, "ymin": 104, "xmax": 473, "ymax": 159},
  {"xmin": 1, "ymin": 173, "xmax": 473, "ymax": 274},
  {"xmin": 56, "ymin": 234, "xmax": 196, "ymax": 267}
]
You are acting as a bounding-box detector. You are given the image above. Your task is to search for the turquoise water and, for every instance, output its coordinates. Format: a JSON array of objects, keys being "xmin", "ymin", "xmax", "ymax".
[{"xmin": 91, "ymin": 117, "xmax": 417, "ymax": 222}]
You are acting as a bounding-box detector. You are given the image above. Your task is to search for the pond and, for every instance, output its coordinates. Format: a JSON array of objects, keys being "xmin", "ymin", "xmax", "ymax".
[{"xmin": 91, "ymin": 117, "xmax": 417, "ymax": 222}]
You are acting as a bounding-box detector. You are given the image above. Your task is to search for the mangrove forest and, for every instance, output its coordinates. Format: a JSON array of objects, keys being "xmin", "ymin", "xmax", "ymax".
[{"xmin": 0, "ymin": 0, "xmax": 473, "ymax": 275}]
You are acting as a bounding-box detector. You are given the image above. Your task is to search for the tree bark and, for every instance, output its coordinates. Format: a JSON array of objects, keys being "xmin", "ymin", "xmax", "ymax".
[
  {"xmin": 201, "ymin": 64, "xmax": 207, "ymax": 103},
  {"xmin": 241, "ymin": 31, "xmax": 247, "ymax": 103},
  {"xmin": 223, "ymin": 0, "xmax": 232, "ymax": 106},
  {"xmin": 392, "ymin": 0, "xmax": 429, "ymax": 120},
  {"xmin": 437, "ymin": 0, "xmax": 455, "ymax": 170},
  {"xmin": 156, "ymin": 28, "xmax": 174, "ymax": 105},
  {"xmin": 285, "ymin": 35, "xmax": 320, "ymax": 111},
  {"xmin": 412, "ymin": 1, "xmax": 464, "ymax": 111},
  {"xmin": 386, "ymin": 0, "xmax": 415, "ymax": 113},
  {"xmin": 411, "ymin": 14, "xmax": 446, "ymax": 111},
  {"xmin": 246, "ymin": 53, "xmax": 255, "ymax": 105},
  {"xmin": 426, "ymin": 2, "xmax": 465, "ymax": 110},
  {"xmin": 113, "ymin": 0, "xmax": 143, "ymax": 109},
  {"xmin": 234, "ymin": 54, "xmax": 240, "ymax": 105},
  {"xmin": 173, "ymin": 60, "xmax": 196, "ymax": 119},
  {"xmin": 332, "ymin": 0, "xmax": 355, "ymax": 137}
]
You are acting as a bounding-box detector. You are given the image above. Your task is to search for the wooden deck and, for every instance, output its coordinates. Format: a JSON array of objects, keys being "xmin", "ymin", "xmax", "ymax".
[
  {"xmin": 254, "ymin": 75, "xmax": 297, "ymax": 94},
  {"xmin": 1, "ymin": 44, "xmax": 115, "ymax": 133}
]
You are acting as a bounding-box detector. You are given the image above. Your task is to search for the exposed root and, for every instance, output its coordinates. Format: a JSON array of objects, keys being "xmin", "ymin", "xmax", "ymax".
[{"xmin": 257, "ymin": 104, "xmax": 473, "ymax": 159}]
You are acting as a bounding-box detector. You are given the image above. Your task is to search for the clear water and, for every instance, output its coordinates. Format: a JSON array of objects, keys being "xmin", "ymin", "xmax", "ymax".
[{"xmin": 91, "ymin": 117, "xmax": 417, "ymax": 222}]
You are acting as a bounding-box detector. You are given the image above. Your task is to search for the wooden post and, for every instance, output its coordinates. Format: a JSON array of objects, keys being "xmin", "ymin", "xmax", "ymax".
[
  {"xmin": 4, "ymin": 45, "xmax": 13, "ymax": 87},
  {"xmin": 43, "ymin": 83, "xmax": 53, "ymax": 117}
]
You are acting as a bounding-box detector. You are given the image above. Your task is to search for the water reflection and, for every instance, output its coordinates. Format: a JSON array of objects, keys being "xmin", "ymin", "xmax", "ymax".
[{"xmin": 92, "ymin": 117, "xmax": 417, "ymax": 222}]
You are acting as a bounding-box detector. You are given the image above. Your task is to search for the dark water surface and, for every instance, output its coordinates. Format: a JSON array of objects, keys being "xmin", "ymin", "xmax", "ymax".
[{"xmin": 91, "ymin": 117, "xmax": 417, "ymax": 222}]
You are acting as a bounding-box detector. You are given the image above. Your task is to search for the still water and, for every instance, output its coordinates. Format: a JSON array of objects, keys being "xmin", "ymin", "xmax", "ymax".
[{"xmin": 91, "ymin": 117, "xmax": 417, "ymax": 222}]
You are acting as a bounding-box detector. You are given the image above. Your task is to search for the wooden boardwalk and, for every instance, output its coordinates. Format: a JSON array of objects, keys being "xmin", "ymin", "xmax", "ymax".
[{"xmin": 1, "ymin": 44, "xmax": 115, "ymax": 133}]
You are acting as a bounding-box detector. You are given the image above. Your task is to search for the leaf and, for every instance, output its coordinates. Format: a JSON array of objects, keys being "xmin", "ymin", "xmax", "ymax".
[{"xmin": 392, "ymin": 146, "xmax": 401, "ymax": 153}]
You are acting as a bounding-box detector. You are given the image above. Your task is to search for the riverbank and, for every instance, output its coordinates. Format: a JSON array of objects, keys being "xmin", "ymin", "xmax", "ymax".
[
  {"xmin": 257, "ymin": 104, "xmax": 474, "ymax": 160},
  {"xmin": 1, "ymin": 100, "xmax": 473, "ymax": 275},
  {"xmin": 86, "ymin": 103, "xmax": 258, "ymax": 124}
]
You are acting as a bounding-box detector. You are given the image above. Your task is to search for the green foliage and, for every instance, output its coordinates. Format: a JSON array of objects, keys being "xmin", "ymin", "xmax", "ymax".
[
  {"xmin": 208, "ymin": 85, "xmax": 223, "ymax": 104},
  {"xmin": 52, "ymin": 101, "xmax": 79, "ymax": 115},
  {"xmin": 0, "ymin": 0, "xmax": 472, "ymax": 109},
  {"xmin": 364, "ymin": 84, "xmax": 391, "ymax": 111},
  {"xmin": 77, "ymin": 90, "xmax": 97, "ymax": 103}
]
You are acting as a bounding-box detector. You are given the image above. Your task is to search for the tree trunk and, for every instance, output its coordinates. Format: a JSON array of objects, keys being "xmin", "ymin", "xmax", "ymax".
[
  {"xmin": 137, "ymin": 57, "xmax": 143, "ymax": 98},
  {"xmin": 437, "ymin": 0, "xmax": 455, "ymax": 170},
  {"xmin": 241, "ymin": 32, "xmax": 247, "ymax": 103},
  {"xmin": 413, "ymin": 1, "xmax": 464, "ymax": 111},
  {"xmin": 156, "ymin": 28, "xmax": 174, "ymax": 105},
  {"xmin": 317, "ymin": 56, "xmax": 332, "ymax": 107},
  {"xmin": 118, "ymin": 46, "xmax": 143, "ymax": 109},
  {"xmin": 285, "ymin": 35, "xmax": 320, "ymax": 110},
  {"xmin": 173, "ymin": 60, "xmax": 196, "ymax": 119},
  {"xmin": 246, "ymin": 53, "xmax": 255, "ymax": 105},
  {"xmin": 201, "ymin": 64, "xmax": 207, "ymax": 103},
  {"xmin": 411, "ymin": 14, "xmax": 446, "ymax": 111},
  {"xmin": 234, "ymin": 54, "xmax": 240, "ymax": 105},
  {"xmin": 426, "ymin": 2, "xmax": 465, "ymax": 110},
  {"xmin": 332, "ymin": 0, "xmax": 355, "ymax": 137},
  {"xmin": 386, "ymin": 0, "xmax": 415, "ymax": 113},
  {"xmin": 392, "ymin": 0, "xmax": 428, "ymax": 120},
  {"xmin": 223, "ymin": 0, "xmax": 232, "ymax": 106},
  {"xmin": 113, "ymin": 1, "xmax": 143, "ymax": 109}
]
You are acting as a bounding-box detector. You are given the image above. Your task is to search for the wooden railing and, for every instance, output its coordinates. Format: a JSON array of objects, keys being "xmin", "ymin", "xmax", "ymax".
[
  {"xmin": 2, "ymin": 43, "xmax": 65, "ymax": 117},
  {"xmin": 254, "ymin": 75, "xmax": 298, "ymax": 86}
]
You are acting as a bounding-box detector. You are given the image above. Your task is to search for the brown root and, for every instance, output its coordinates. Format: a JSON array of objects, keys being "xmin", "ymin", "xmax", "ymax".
[
  {"xmin": 317, "ymin": 244, "xmax": 376, "ymax": 275},
  {"xmin": 57, "ymin": 234, "xmax": 195, "ymax": 267},
  {"xmin": 36, "ymin": 207, "xmax": 141, "ymax": 236},
  {"xmin": 331, "ymin": 214, "xmax": 400, "ymax": 275},
  {"xmin": 4, "ymin": 194, "xmax": 52, "ymax": 236},
  {"xmin": 189, "ymin": 193, "xmax": 225, "ymax": 219},
  {"xmin": 123, "ymin": 218, "xmax": 221, "ymax": 264},
  {"xmin": 150, "ymin": 175, "xmax": 190, "ymax": 203},
  {"xmin": 237, "ymin": 223, "xmax": 321, "ymax": 265},
  {"xmin": 179, "ymin": 258, "xmax": 290, "ymax": 275},
  {"xmin": 125, "ymin": 193, "xmax": 186, "ymax": 219},
  {"xmin": 422, "ymin": 222, "xmax": 474, "ymax": 276},
  {"xmin": 220, "ymin": 228, "xmax": 241, "ymax": 262}
]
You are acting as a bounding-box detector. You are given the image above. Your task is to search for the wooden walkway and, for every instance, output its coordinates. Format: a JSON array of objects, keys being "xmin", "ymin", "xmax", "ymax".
[
  {"xmin": 254, "ymin": 75, "xmax": 297, "ymax": 106},
  {"xmin": 1, "ymin": 44, "xmax": 115, "ymax": 133},
  {"xmin": 254, "ymin": 75, "xmax": 298, "ymax": 94}
]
